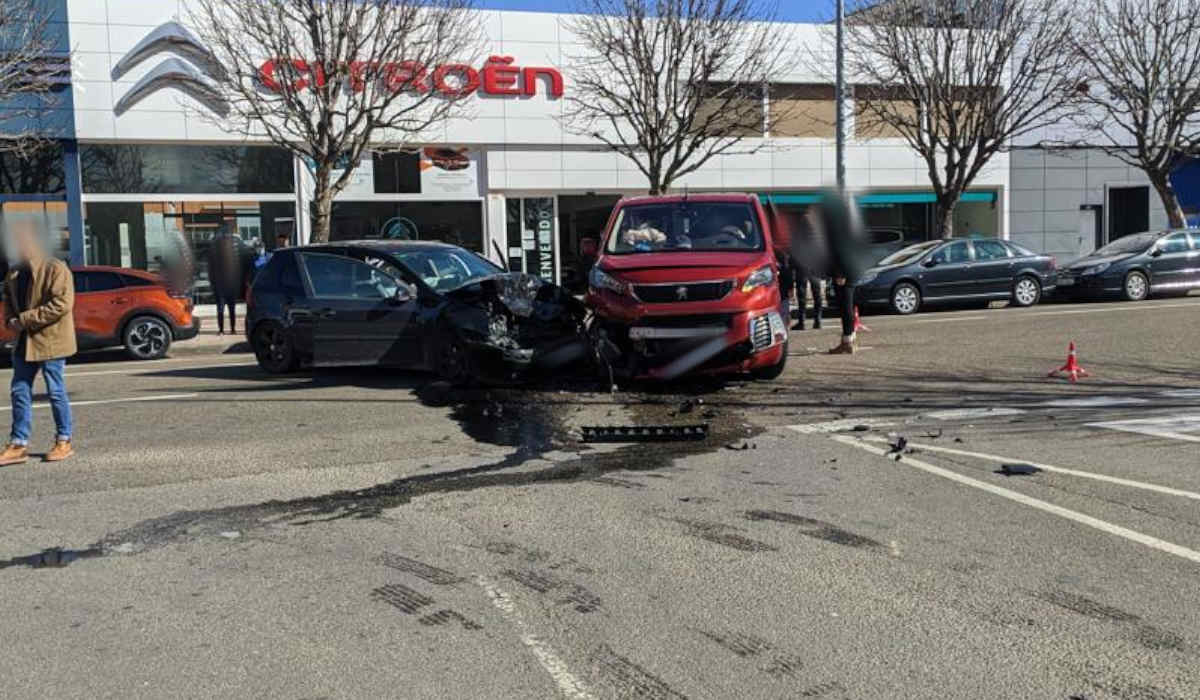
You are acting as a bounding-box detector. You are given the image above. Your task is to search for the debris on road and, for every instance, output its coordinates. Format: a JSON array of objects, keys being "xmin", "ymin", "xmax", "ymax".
[
  {"xmin": 922, "ymin": 428, "xmax": 943, "ymax": 439},
  {"xmin": 996, "ymin": 463, "xmax": 1041, "ymax": 476},
  {"xmin": 886, "ymin": 435, "xmax": 908, "ymax": 461},
  {"xmin": 581, "ymin": 424, "xmax": 709, "ymax": 443},
  {"xmin": 724, "ymin": 441, "xmax": 756, "ymax": 451}
]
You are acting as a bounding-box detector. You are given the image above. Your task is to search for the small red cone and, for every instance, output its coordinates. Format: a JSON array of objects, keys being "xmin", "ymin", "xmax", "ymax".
[
  {"xmin": 1048, "ymin": 341, "xmax": 1090, "ymax": 383},
  {"xmin": 853, "ymin": 306, "xmax": 871, "ymax": 333}
]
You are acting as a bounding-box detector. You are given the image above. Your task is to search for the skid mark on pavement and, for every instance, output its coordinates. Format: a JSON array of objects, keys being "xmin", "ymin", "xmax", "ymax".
[
  {"xmin": 379, "ymin": 552, "xmax": 466, "ymax": 585},
  {"xmin": 743, "ymin": 510, "xmax": 882, "ymax": 549},
  {"xmin": 668, "ymin": 517, "xmax": 777, "ymax": 553},
  {"xmin": 1034, "ymin": 590, "xmax": 1187, "ymax": 653},
  {"xmin": 695, "ymin": 629, "xmax": 811, "ymax": 680},
  {"xmin": 593, "ymin": 645, "xmax": 687, "ymax": 699},
  {"xmin": 832, "ymin": 435, "xmax": 1200, "ymax": 565},
  {"xmin": 417, "ymin": 609, "xmax": 483, "ymax": 630},
  {"xmin": 476, "ymin": 575, "xmax": 595, "ymax": 700},
  {"xmin": 370, "ymin": 583, "xmax": 435, "ymax": 614},
  {"xmin": 501, "ymin": 568, "xmax": 603, "ymax": 613}
]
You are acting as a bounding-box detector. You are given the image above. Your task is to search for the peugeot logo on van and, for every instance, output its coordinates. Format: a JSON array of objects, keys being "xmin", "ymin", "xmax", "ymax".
[
  {"xmin": 676, "ymin": 286, "xmax": 688, "ymax": 301},
  {"xmin": 112, "ymin": 21, "xmax": 228, "ymax": 116}
]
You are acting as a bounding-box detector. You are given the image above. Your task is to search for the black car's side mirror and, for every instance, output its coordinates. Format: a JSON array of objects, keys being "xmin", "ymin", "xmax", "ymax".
[
  {"xmin": 922, "ymin": 258, "xmax": 938, "ymax": 268},
  {"xmin": 1150, "ymin": 248, "xmax": 1163, "ymax": 257}
]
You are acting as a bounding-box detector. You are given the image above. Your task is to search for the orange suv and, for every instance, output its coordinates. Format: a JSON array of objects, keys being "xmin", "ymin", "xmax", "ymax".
[{"xmin": 1, "ymin": 265, "xmax": 199, "ymax": 360}]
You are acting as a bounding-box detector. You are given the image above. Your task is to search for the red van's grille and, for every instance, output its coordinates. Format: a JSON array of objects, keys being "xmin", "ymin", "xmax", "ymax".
[{"xmin": 632, "ymin": 280, "xmax": 733, "ymax": 303}]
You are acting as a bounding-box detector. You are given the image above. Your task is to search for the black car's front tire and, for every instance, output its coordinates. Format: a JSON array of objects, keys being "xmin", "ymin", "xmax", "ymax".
[
  {"xmin": 890, "ymin": 282, "xmax": 921, "ymax": 315},
  {"xmin": 1011, "ymin": 275, "xmax": 1041, "ymax": 307},
  {"xmin": 1122, "ymin": 271, "xmax": 1149, "ymax": 301},
  {"xmin": 252, "ymin": 321, "xmax": 297, "ymax": 373},
  {"xmin": 434, "ymin": 330, "xmax": 473, "ymax": 385}
]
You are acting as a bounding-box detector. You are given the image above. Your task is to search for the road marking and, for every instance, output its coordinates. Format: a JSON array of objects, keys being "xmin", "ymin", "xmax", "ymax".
[
  {"xmin": 1160, "ymin": 389, "xmax": 1200, "ymax": 399},
  {"xmin": 832, "ymin": 435, "xmax": 1200, "ymax": 565},
  {"xmin": 883, "ymin": 299, "xmax": 1200, "ymax": 325},
  {"xmin": 1037, "ymin": 396, "xmax": 1150, "ymax": 408},
  {"xmin": 63, "ymin": 361, "xmax": 257, "ymax": 378},
  {"xmin": 475, "ymin": 575, "xmax": 595, "ymax": 700},
  {"xmin": 1087, "ymin": 415, "xmax": 1200, "ymax": 444},
  {"xmin": 0, "ymin": 393, "xmax": 198, "ymax": 412},
  {"xmin": 787, "ymin": 418, "xmax": 896, "ymax": 434},
  {"xmin": 866, "ymin": 438, "xmax": 1200, "ymax": 502},
  {"xmin": 924, "ymin": 407, "xmax": 1025, "ymax": 420}
]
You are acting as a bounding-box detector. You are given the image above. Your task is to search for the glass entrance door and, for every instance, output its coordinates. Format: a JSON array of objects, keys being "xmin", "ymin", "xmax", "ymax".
[{"xmin": 504, "ymin": 197, "xmax": 558, "ymax": 283}]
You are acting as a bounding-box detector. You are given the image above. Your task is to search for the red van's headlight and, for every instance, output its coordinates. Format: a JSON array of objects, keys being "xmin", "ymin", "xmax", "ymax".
[
  {"xmin": 741, "ymin": 265, "xmax": 775, "ymax": 293},
  {"xmin": 589, "ymin": 267, "xmax": 631, "ymax": 296}
]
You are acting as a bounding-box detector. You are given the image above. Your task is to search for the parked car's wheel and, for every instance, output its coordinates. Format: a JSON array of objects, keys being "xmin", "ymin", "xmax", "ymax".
[
  {"xmin": 1122, "ymin": 271, "xmax": 1149, "ymax": 301},
  {"xmin": 123, "ymin": 316, "xmax": 172, "ymax": 360},
  {"xmin": 752, "ymin": 340, "xmax": 788, "ymax": 380},
  {"xmin": 434, "ymin": 330, "xmax": 472, "ymax": 385},
  {"xmin": 1012, "ymin": 275, "xmax": 1041, "ymax": 307},
  {"xmin": 890, "ymin": 282, "xmax": 921, "ymax": 315},
  {"xmin": 252, "ymin": 321, "xmax": 296, "ymax": 373}
]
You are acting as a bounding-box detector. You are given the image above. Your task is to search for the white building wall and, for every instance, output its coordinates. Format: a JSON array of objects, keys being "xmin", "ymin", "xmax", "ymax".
[{"xmin": 1010, "ymin": 148, "xmax": 1168, "ymax": 261}]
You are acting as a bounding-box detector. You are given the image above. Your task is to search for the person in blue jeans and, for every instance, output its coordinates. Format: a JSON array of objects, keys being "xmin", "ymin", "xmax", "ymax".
[{"xmin": 1, "ymin": 223, "xmax": 76, "ymax": 465}]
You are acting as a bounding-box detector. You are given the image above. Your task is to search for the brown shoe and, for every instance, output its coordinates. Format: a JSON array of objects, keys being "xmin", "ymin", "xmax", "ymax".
[
  {"xmin": 828, "ymin": 341, "xmax": 856, "ymax": 355},
  {"xmin": 45, "ymin": 440, "xmax": 74, "ymax": 462},
  {"xmin": 0, "ymin": 443, "xmax": 28, "ymax": 466}
]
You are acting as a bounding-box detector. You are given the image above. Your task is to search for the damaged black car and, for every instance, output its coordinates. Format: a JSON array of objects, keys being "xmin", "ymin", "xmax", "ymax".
[{"xmin": 245, "ymin": 241, "xmax": 592, "ymax": 383}]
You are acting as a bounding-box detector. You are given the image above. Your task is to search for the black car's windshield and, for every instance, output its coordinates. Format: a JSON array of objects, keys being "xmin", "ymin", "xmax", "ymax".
[
  {"xmin": 606, "ymin": 202, "xmax": 764, "ymax": 254},
  {"xmin": 877, "ymin": 241, "xmax": 940, "ymax": 266},
  {"xmin": 1094, "ymin": 232, "xmax": 1160, "ymax": 256},
  {"xmin": 395, "ymin": 248, "xmax": 502, "ymax": 292}
]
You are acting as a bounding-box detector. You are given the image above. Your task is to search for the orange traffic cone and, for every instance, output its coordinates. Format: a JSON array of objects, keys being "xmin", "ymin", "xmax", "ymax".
[
  {"xmin": 853, "ymin": 306, "xmax": 871, "ymax": 333},
  {"xmin": 1048, "ymin": 342, "xmax": 1090, "ymax": 383}
]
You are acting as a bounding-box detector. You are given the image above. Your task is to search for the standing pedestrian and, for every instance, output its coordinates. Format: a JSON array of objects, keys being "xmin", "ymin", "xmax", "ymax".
[
  {"xmin": 0, "ymin": 223, "xmax": 76, "ymax": 465},
  {"xmin": 792, "ymin": 259, "xmax": 823, "ymax": 331},
  {"xmin": 207, "ymin": 234, "xmax": 243, "ymax": 336},
  {"xmin": 828, "ymin": 273, "xmax": 856, "ymax": 354},
  {"xmin": 777, "ymin": 251, "xmax": 795, "ymax": 327}
]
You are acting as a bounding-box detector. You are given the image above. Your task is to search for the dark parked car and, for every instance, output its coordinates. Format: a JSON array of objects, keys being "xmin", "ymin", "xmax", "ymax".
[
  {"xmin": 245, "ymin": 241, "xmax": 590, "ymax": 383},
  {"xmin": 1057, "ymin": 229, "xmax": 1200, "ymax": 301},
  {"xmin": 854, "ymin": 238, "xmax": 1058, "ymax": 315}
]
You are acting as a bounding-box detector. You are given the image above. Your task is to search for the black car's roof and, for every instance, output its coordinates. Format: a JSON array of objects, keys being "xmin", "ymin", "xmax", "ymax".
[{"xmin": 298, "ymin": 240, "xmax": 464, "ymax": 253}]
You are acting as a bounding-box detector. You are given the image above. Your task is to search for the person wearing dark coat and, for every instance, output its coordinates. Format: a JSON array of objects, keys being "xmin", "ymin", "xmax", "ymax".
[{"xmin": 207, "ymin": 235, "xmax": 243, "ymax": 336}]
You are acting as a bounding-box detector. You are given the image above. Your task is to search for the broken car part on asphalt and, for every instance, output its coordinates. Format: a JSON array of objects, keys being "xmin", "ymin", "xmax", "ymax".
[{"xmin": 581, "ymin": 424, "xmax": 710, "ymax": 443}]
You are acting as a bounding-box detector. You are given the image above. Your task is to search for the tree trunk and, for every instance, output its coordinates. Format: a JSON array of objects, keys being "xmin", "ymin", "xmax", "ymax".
[
  {"xmin": 934, "ymin": 194, "xmax": 959, "ymax": 239},
  {"xmin": 309, "ymin": 168, "xmax": 334, "ymax": 244},
  {"xmin": 1150, "ymin": 173, "xmax": 1187, "ymax": 229}
]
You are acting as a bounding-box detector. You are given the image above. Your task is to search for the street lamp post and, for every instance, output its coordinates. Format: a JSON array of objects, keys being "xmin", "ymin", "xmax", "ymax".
[{"xmin": 835, "ymin": 0, "xmax": 846, "ymax": 192}]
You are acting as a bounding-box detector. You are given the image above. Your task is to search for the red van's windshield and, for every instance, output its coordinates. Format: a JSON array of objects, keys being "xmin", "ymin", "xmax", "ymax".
[{"xmin": 606, "ymin": 202, "xmax": 764, "ymax": 254}]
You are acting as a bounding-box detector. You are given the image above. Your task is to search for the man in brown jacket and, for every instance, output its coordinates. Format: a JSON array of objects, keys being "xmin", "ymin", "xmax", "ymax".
[{"xmin": 0, "ymin": 223, "xmax": 76, "ymax": 465}]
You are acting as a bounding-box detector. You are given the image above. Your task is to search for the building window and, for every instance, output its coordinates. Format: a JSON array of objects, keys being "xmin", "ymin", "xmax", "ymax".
[
  {"xmin": 696, "ymin": 82, "xmax": 764, "ymax": 138},
  {"xmin": 328, "ymin": 201, "xmax": 483, "ymax": 252},
  {"xmin": 372, "ymin": 151, "xmax": 421, "ymax": 194},
  {"xmin": 769, "ymin": 84, "xmax": 835, "ymax": 138},
  {"xmin": 0, "ymin": 143, "xmax": 66, "ymax": 194},
  {"xmin": 853, "ymin": 85, "xmax": 916, "ymax": 139},
  {"xmin": 81, "ymin": 144, "xmax": 294, "ymax": 194}
]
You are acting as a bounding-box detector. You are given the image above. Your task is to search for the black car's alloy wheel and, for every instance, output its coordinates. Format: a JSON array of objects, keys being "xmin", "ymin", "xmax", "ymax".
[
  {"xmin": 253, "ymin": 322, "xmax": 296, "ymax": 373},
  {"xmin": 1012, "ymin": 276, "xmax": 1041, "ymax": 307},
  {"xmin": 435, "ymin": 332, "xmax": 472, "ymax": 385},
  {"xmin": 1123, "ymin": 271, "xmax": 1149, "ymax": 301},
  {"xmin": 890, "ymin": 282, "xmax": 921, "ymax": 315},
  {"xmin": 124, "ymin": 316, "xmax": 172, "ymax": 360}
]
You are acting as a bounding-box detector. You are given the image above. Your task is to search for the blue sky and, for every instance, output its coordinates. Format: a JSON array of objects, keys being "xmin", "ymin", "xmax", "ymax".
[{"xmin": 476, "ymin": 0, "xmax": 831, "ymax": 23}]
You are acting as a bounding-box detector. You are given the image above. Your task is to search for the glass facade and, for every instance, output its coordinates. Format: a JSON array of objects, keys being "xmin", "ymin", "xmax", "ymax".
[
  {"xmin": 0, "ymin": 143, "xmax": 66, "ymax": 194},
  {"xmin": 81, "ymin": 144, "xmax": 294, "ymax": 194},
  {"xmin": 328, "ymin": 200, "xmax": 483, "ymax": 251}
]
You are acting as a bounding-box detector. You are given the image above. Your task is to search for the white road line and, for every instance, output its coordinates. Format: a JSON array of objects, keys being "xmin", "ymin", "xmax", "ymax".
[
  {"xmin": 832, "ymin": 435, "xmax": 1200, "ymax": 565},
  {"xmin": 924, "ymin": 407, "xmax": 1025, "ymax": 420},
  {"xmin": 787, "ymin": 418, "xmax": 896, "ymax": 434},
  {"xmin": 0, "ymin": 393, "xmax": 198, "ymax": 412},
  {"xmin": 475, "ymin": 575, "xmax": 595, "ymax": 700},
  {"xmin": 1037, "ymin": 396, "xmax": 1150, "ymax": 408},
  {"xmin": 865, "ymin": 437, "xmax": 1200, "ymax": 502},
  {"xmin": 1160, "ymin": 389, "xmax": 1200, "ymax": 399},
  {"xmin": 888, "ymin": 299, "xmax": 1200, "ymax": 325},
  {"xmin": 1087, "ymin": 415, "xmax": 1200, "ymax": 444}
]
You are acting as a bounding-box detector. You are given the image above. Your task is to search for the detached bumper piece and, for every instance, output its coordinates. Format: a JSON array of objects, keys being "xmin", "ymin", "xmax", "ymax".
[{"xmin": 581, "ymin": 424, "xmax": 709, "ymax": 443}]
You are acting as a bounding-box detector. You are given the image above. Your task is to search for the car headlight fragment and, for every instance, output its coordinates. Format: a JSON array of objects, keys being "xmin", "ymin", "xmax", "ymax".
[{"xmin": 741, "ymin": 265, "xmax": 775, "ymax": 293}]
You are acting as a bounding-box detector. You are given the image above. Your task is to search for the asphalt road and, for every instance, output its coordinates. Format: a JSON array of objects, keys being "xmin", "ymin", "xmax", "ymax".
[{"xmin": 1, "ymin": 295, "xmax": 1199, "ymax": 699}]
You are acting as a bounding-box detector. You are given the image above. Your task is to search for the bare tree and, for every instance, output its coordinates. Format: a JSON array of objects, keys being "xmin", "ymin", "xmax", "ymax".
[
  {"xmin": 563, "ymin": 0, "xmax": 791, "ymax": 195},
  {"xmin": 843, "ymin": 0, "xmax": 1081, "ymax": 238},
  {"xmin": 1070, "ymin": 0, "xmax": 1200, "ymax": 229},
  {"xmin": 0, "ymin": 0, "xmax": 70, "ymax": 154},
  {"xmin": 190, "ymin": 0, "xmax": 480, "ymax": 242}
]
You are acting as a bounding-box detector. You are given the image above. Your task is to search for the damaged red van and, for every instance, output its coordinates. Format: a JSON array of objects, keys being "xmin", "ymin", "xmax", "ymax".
[{"xmin": 586, "ymin": 193, "xmax": 789, "ymax": 380}]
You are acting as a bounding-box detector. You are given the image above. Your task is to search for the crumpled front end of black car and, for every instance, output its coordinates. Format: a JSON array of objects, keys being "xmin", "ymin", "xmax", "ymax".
[{"xmin": 443, "ymin": 273, "xmax": 594, "ymax": 383}]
